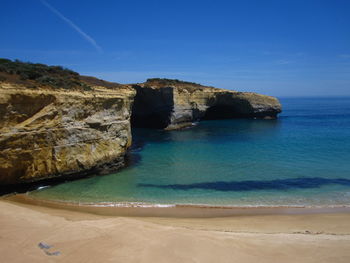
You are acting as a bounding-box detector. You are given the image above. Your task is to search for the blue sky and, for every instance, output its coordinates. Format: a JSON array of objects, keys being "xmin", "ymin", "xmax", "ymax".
[{"xmin": 1, "ymin": 0, "xmax": 350, "ymax": 96}]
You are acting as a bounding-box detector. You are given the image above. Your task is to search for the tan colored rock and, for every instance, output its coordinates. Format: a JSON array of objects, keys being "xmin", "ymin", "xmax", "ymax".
[
  {"xmin": 131, "ymin": 79, "xmax": 282, "ymax": 130},
  {"xmin": 0, "ymin": 73, "xmax": 282, "ymax": 185},
  {"xmin": 0, "ymin": 83, "xmax": 135, "ymax": 184}
]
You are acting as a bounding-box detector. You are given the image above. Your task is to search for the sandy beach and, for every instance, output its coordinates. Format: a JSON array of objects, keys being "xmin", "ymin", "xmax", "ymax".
[
  {"xmin": 1, "ymin": 199, "xmax": 350, "ymax": 263},
  {"xmin": 1, "ymin": 1, "xmax": 349, "ymax": 262}
]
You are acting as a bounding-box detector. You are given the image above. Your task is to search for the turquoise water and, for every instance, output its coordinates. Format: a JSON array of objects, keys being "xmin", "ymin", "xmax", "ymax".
[{"xmin": 30, "ymin": 98, "xmax": 350, "ymax": 206}]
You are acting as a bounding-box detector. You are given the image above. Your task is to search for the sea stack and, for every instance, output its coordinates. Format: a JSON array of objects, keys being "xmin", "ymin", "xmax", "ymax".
[{"xmin": 131, "ymin": 78, "xmax": 282, "ymax": 130}]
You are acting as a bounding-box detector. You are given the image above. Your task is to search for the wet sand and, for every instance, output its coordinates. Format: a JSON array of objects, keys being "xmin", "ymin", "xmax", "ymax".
[
  {"xmin": 1, "ymin": 198, "xmax": 350, "ymax": 262},
  {"xmin": 8, "ymin": 193, "xmax": 350, "ymax": 217}
]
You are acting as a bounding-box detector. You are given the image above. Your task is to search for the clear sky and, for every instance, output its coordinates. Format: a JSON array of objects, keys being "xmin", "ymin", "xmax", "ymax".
[{"xmin": 1, "ymin": 0, "xmax": 349, "ymax": 97}]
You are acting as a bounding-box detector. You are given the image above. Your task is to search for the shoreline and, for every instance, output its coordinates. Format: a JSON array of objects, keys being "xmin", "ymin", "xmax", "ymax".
[
  {"xmin": 6, "ymin": 193, "xmax": 350, "ymax": 217},
  {"xmin": 1, "ymin": 199, "xmax": 350, "ymax": 262}
]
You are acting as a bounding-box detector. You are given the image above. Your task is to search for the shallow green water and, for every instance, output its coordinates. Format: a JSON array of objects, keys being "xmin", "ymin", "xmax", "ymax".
[{"xmin": 29, "ymin": 98, "xmax": 350, "ymax": 206}]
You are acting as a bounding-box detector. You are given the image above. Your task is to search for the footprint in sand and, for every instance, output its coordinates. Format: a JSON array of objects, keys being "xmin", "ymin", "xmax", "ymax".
[{"xmin": 38, "ymin": 242, "xmax": 61, "ymax": 256}]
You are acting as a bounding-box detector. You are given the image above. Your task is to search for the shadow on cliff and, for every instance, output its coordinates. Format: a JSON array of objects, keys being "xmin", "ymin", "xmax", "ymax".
[
  {"xmin": 131, "ymin": 85, "xmax": 174, "ymax": 129},
  {"xmin": 0, "ymin": 150, "xmax": 143, "ymax": 197},
  {"xmin": 138, "ymin": 177, "xmax": 350, "ymax": 192},
  {"xmin": 125, "ymin": 144, "xmax": 143, "ymax": 167}
]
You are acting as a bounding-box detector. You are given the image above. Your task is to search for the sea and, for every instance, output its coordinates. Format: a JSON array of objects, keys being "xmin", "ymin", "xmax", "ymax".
[{"xmin": 29, "ymin": 97, "xmax": 350, "ymax": 207}]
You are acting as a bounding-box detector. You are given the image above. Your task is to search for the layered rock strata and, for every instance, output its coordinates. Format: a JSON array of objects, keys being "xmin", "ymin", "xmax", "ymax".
[
  {"xmin": 131, "ymin": 79, "xmax": 282, "ymax": 130},
  {"xmin": 0, "ymin": 67, "xmax": 282, "ymax": 185},
  {"xmin": 0, "ymin": 83, "xmax": 135, "ymax": 184}
]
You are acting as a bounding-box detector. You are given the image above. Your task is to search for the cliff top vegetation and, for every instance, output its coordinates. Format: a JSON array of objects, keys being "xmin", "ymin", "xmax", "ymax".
[
  {"xmin": 143, "ymin": 78, "xmax": 216, "ymax": 92},
  {"xmin": 0, "ymin": 58, "xmax": 93, "ymax": 90},
  {"xmin": 145, "ymin": 78, "xmax": 203, "ymax": 87},
  {"xmin": 0, "ymin": 58, "xmax": 125, "ymax": 91}
]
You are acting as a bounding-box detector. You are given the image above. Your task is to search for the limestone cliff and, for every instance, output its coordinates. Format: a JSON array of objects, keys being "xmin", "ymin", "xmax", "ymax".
[
  {"xmin": 0, "ymin": 59, "xmax": 282, "ymax": 186},
  {"xmin": 131, "ymin": 79, "xmax": 282, "ymax": 130},
  {"xmin": 0, "ymin": 83, "xmax": 135, "ymax": 184}
]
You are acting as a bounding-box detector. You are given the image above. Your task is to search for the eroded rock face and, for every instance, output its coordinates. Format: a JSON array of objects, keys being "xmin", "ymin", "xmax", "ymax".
[
  {"xmin": 131, "ymin": 85, "xmax": 174, "ymax": 129},
  {"xmin": 0, "ymin": 84, "xmax": 135, "ymax": 184},
  {"xmin": 0, "ymin": 75, "xmax": 282, "ymax": 186},
  {"xmin": 131, "ymin": 80, "xmax": 282, "ymax": 130}
]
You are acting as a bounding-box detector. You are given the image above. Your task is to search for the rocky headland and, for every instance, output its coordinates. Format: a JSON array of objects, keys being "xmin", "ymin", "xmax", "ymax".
[
  {"xmin": 132, "ymin": 78, "xmax": 281, "ymax": 130},
  {"xmin": 0, "ymin": 59, "xmax": 135, "ymax": 185},
  {"xmin": 0, "ymin": 59, "xmax": 281, "ymax": 185}
]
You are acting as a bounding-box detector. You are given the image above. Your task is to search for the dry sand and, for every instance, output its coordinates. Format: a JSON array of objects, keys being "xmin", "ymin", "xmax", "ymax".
[{"xmin": 1, "ymin": 200, "xmax": 350, "ymax": 263}]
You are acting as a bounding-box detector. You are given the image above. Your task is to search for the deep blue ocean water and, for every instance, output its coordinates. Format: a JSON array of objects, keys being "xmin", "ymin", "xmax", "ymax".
[{"xmin": 30, "ymin": 97, "xmax": 350, "ymax": 206}]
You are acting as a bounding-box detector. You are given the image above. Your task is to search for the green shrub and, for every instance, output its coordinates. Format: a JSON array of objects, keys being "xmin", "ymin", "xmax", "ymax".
[
  {"xmin": 0, "ymin": 58, "xmax": 90, "ymax": 90},
  {"xmin": 146, "ymin": 78, "xmax": 201, "ymax": 86}
]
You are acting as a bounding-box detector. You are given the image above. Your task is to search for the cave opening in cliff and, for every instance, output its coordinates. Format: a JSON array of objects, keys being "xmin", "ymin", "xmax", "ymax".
[
  {"xmin": 131, "ymin": 86, "xmax": 174, "ymax": 129},
  {"xmin": 202, "ymin": 105, "xmax": 245, "ymax": 120}
]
